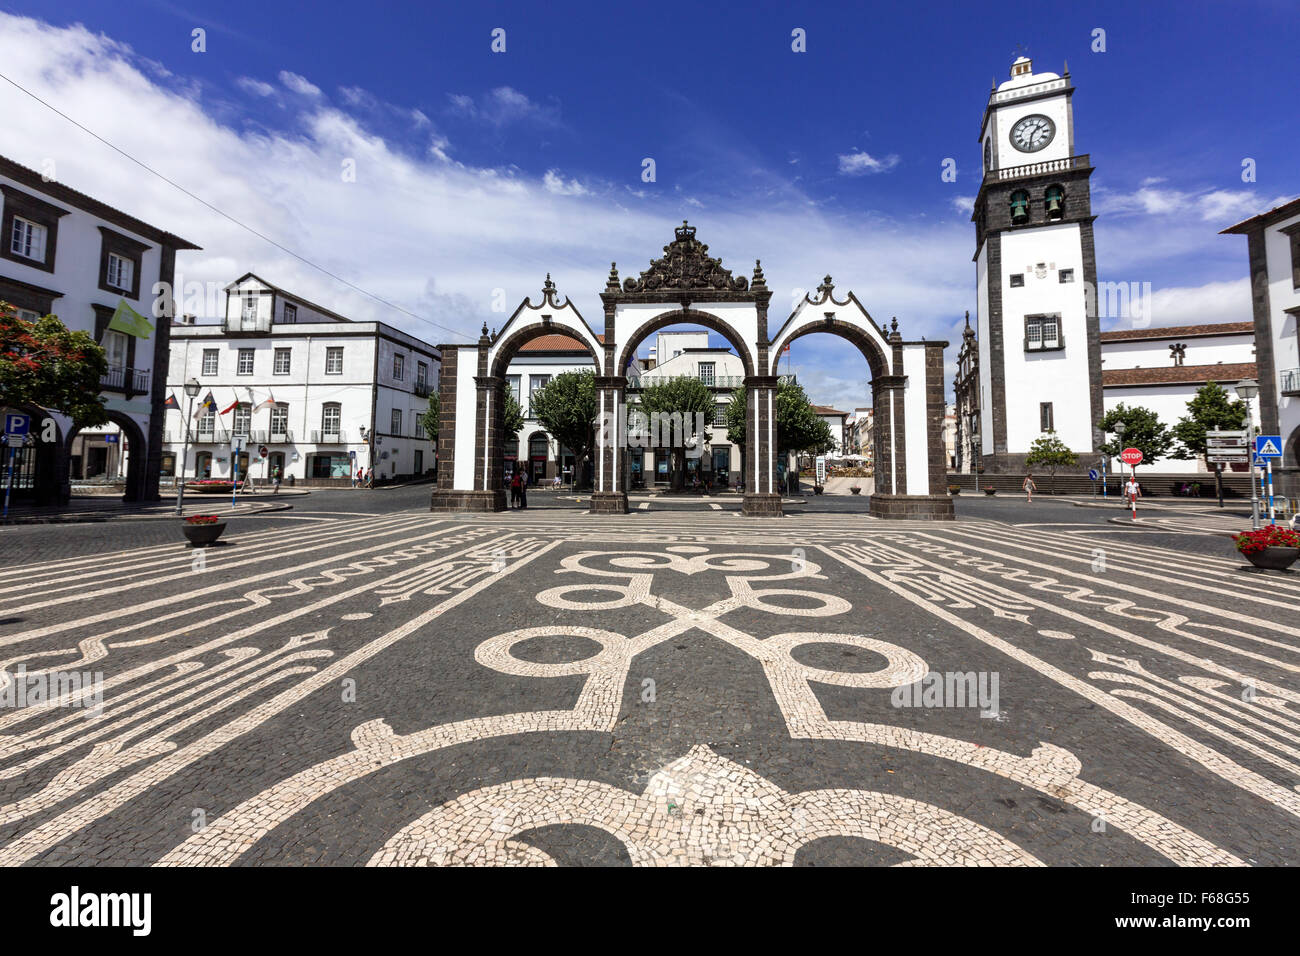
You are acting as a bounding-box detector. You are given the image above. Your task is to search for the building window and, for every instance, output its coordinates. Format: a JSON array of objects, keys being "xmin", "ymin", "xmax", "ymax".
[
  {"xmin": 1058, "ymin": 268, "xmax": 1075, "ymax": 283},
  {"xmin": 201, "ymin": 349, "xmax": 219, "ymax": 376},
  {"xmin": 242, "ymin": 295, "xmax": 258, "ymax": 322},
  {"xmin": 106, "ymin": 252, "xmax": 134, "ymax": 291},
  {"xmin": 393, "ymin": 353, "xmax": 405, "ymax": 381},
  {"xmin": 282, "ymin": 303, "xmax": 297, "ymax": 323},
  {"xmin": 197, "ymin": 406, "xmax": 216, "ymax": 435},
  {"xmin": 237, "ymin": 348, "xmax": 255, "ymax": 375},
  {"xmin": 325, "ymin": 347, "xmax": 343, "ymax": 374},
  {"xmin": 1025, "ymin": 314, "xmax": 1062, "ymax": 351},
  {"xmin": 10, "ymin": 216, "xmax": 46, "ymax": 261},
  {"xmin": 97, "ymin": 227, "xmax": 146, "ymax": 299},
  {"xmin": 1283, "ymin": 223, "xmax": 1300, "ymax": 290},
  {"xmin": 507, "ymin": 375, "xmax": 521, "ymax": 404},
  {"xmin": 232, "ymin": 403, "xmax": 252, "ymax": 436},
  {"xmin": 417, "ymin": 362, "xmax": 429, "ymax": 390},
  {"xmin": 103, "ymin": 329, "xmax": 128, "ymax": 369},
  {"xmin": 1040, "ymin": 402, "xmax": 1054, "ymax": 432},
  {"xmin": 698, "ymin": 362, "xmax": 715, "ymax": 386},
  {"xmin": 269, "ymin": 404, "xmax": 289, "ymax": 437},
  {"xmin": 391, "ymin": 408, "xmax": 403, "ymax": 435},
  {"xmin": 273, "ymin": 348, "xmax": 291, "ymax": 375},
  {"xmin": 1009, "ymin": 273, "xmax": 1025, "ymax": 288},
  {"xmin": 529, "ymin": 374, "xmax": 550, "ymax": 412},
  {"xmin": 321, "ymin": 403, "xmax": 341, "ymax": 435},
  {"xmin": 1010, "ymin": 190, "xmax": 1030, "ymax": 224}
]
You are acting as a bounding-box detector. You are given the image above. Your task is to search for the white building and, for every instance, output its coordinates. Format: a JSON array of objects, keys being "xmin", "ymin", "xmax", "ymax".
[
  {"xmin": 163, "ymin": 273, "xmax": 439, "ymax": 484},
  {"xmin": 1222, "ymin": 197, "xmax": 1300, "ymax": 499},
  {"xmin": 811, "ymin": 405, "xmax": 849, "ymax": 454},
  {"xmin": 632, "ymin": 331, "xmax": 744, "ymax": 485},
  {"xmin": 0, "ymin": 154, "xmax": 199, "ymax": 503},
  {"xmin": 971, "ymin": 55, "xmax": 1101, "ymax": 472},
  {"xmin": 1100, "ymin": 322, "xmax": 1256, "ymax": 473}
]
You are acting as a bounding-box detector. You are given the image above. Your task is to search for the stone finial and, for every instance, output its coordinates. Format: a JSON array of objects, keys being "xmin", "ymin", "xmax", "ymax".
[
  {"xmin": 751, "ymin": 259, "xmax": 767, "ymax": 289},
  {"xmin": 605, "ymin": 262, "xmax": 620, "ymax": 292},
  {"xmin": 543, "ymin": 273, "xmax": 556, "ymax": 296},
  {"xmin": 480, "ymin": 321, "xmax": 489, "ymax": 338},
  {"xmin": 890, "ymin": 316, "xmax": 900, "ymax": 339}
]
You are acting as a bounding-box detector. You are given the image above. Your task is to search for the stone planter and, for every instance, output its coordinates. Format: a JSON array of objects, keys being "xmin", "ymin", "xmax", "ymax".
[
  {"xmin": 182, "ymin": 521, "xmax": 227, "ymax": 547},
  {"xmin": 813, "ymin": 485, "xmax": 824, "ymax": 495},
  {"xmin": 983, "ymin": 488, "xmax": 996, "ymax": 496},
  {"xmin": 947, "ymin": 486, "xmax": 962, "ymax": 495},
  {"xmin": 1243, "ymin": 547, "xmax": 1300, "ymax": 571},
  {"xmin": 849, "ymin": 487, "xmax": 862, "ymax": 495}
]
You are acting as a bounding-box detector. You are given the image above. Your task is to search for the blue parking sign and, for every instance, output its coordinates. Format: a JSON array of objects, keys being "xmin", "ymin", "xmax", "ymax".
[{"xmin": 4, "ymin": 413, "xmax": 29, "ymax": 437}]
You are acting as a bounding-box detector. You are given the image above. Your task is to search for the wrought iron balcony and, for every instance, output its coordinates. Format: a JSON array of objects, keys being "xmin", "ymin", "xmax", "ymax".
[
  {"xmin": 414, "ymin": 381, "xmax": 432, "ymax": 397},
  {"xmin": 311, "ymin": 429, "xmax": 347, "ymax": 443},
  {"xmin": 193, "ymin": 427, "xmax": 230, "ymax": 444},
  {"xmin": 1282, "ymin": 367, "xmax": 1300, "ymax": 396},
  {"xmin": 222, "ymin": 315, "xmax": 272, "ymax": 334},
  {"xmin": 269, "ymin": 429, "xmax": 293, "ymax": 443},
  {"xmin": 100, "ymin": 365, "xmax": 151, "ymax": 393}
]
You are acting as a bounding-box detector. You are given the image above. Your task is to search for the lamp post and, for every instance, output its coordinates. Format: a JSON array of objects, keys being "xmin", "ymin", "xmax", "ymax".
[
  {"xmin": 176, "ymin": 377, "xmax": 201, "ymax": 516},
  {"xmin": 1111, "ymin": 421, "xmax": 1127, "ymax": 503},
  {"xmin": 1235, "ymin": 378, "xmax": 1260, "ymax": 530}
]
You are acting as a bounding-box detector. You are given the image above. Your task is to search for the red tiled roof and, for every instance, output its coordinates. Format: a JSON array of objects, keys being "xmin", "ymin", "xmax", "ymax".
[
  {"xmin": 1220, "ymin": 196, "xmax": 1300, "ymax": 234},
  {"xmin": 515, "ymin": 332, "xmax": 604, "ymax": 353},
  {"xmin": 1102, "ymin": 362, "xmax": 1256, "ymax": 387},
  {"xmin": 1099, "ymin": 322, "xmax": 1253, "ymax": 342},
  {"xmin": 812, "ymin": 405, "xmax": 849, "ymax": 416}
]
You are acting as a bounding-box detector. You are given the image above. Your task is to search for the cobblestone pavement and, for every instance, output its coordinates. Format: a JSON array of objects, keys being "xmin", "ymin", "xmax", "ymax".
[{"xmin": 0, "ymin": 496, "xmax": 1296, "ymax": 866}]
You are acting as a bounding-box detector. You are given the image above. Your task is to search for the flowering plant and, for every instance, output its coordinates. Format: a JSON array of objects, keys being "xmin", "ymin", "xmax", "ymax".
[
  {"xmin": 184, "ymin": 514, "xmax": 220, "ymax": 525},
  {"xmin": 1233, "ymin": 525, "xmax": 1300, "ymax": 555}
]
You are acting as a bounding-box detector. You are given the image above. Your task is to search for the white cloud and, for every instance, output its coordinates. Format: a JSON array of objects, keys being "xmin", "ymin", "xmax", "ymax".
[
  {"xmin": 1097, "ymin": 184, "xmax": 1294, "ymax": 224},
  {"xmin": 447, "ymin": 86, "xmax": 559, "ymax": 128},
  {"xmin": 837, "ymin": 151, "xmax": 900, "ymax": 176},
  {"xmin": 278, "ymin": 70, "xmax": 321, "ymax": 97},
  {"xmin": 236, "ymin": 76, "xmax": 274, "ymax": 97},
  {"xmin": 1113, "ymin": 278, "xmax": 1252, "ymax": 331},
  {"xmin": 949, "ymin": 195, "xmax": 975, "ymax": 215},
  {"xmin": 542, "ymin": 169, "xmax": 588, "ymax": 196}
]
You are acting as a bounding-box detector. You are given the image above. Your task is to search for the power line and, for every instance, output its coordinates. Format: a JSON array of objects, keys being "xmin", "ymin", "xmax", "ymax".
[{"xmin": 0, "ymin": 70, "xmax": 474, "ymax": 345}]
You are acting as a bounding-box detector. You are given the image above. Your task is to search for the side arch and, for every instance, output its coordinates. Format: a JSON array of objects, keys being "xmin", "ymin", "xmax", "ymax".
[{"xmin": 64, "ymin": 410, "xmax": 148, "ymax": 502}]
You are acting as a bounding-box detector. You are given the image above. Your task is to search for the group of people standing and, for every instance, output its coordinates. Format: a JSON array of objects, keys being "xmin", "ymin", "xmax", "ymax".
[
  {"xmin": 352, "ymin": 467, "xmax": 373, "ymax": 489},
  {"xmin": 509, "ymin": 468, "xmax": 529, "ymax": 508}
]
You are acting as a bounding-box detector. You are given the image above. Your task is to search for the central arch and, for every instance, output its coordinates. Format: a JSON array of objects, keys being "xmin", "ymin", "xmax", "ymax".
[{"xmin": 431, "ymin": 223, "xmax": 953, "ymax": 519}]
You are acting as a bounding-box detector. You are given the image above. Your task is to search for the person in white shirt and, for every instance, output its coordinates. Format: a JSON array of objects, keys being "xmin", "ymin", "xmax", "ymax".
[{"xmin": 1124, "ymin": 476, "xmax": 1141, "ymax": 507}]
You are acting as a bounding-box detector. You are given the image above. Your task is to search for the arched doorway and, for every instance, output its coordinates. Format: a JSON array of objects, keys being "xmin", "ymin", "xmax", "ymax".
[
  {"xmin": 430, "ymin": 223, "xmax": 953, "ymax": 519},
  {"xmin": 64, "ymin": 411, "xmax": 148, "ymax": 502},
  {"xmin": 0, "ymin": 405, "xmax": 64, "ymax": 506}
]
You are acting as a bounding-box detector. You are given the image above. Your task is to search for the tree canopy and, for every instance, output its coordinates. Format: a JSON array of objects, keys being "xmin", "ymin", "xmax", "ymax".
[
  {"xmin": 1025, "ymin": 430, "xmax": 1078, "ymax": 492},
  {"xmin": 1099, "ymin": 404, "xmax": 1177, "ymax": 463},
  {"xmin": 633, "ymin": 376, "xmax": 715, "ymax": 490},
  {"xmin": 726, "ymin": 379, "xmax": 834, "ymax": 454},
  {"xmin": 531, "ymin": 370, "xmax": 598, "ymax": 487},
  {"xmin": 1171, "ymin": 382, "xmax": 1248, "ymax": 462},
  {"xmin": 0, "ymin": 302, "xmax": 109, "ymax": 428}
]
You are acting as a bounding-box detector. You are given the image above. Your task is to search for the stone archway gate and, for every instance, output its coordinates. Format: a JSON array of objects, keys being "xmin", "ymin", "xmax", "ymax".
[{"xmin": 430, "ymin": 223, "xmax": 953, "ymax": 519}]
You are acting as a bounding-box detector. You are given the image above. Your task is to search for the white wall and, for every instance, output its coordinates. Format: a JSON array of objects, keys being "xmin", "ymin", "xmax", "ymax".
[
  {"xmin": 1102, "ymin": 335, "xmax": 1254, "ymax": 369},
  {"xmin": 1264, "ymin": 212, "xmax": 1300, "ymax": 462}
]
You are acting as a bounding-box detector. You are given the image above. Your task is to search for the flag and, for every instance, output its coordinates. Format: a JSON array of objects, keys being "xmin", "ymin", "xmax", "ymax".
[
  {"xmin": 106, "ymin": 298, "xmax": 154, "ymax": 339},
  {"xmin": 782, "ymin": 344, "xmax": 791, "ymax": 353},
  {"xmin": 193, "ymin": 391, "xmax": 215, "ymax": 419},
  {"xmin": 219, "ymin": 397, "xmax": 240, "ymax": 415},
  {"xmin": 163, "ymin": 392, "xmax": 179, "ymax": 410},
  {"xmin": 254, "ymin": 391, "xmax": 277, "ymax": 412}
]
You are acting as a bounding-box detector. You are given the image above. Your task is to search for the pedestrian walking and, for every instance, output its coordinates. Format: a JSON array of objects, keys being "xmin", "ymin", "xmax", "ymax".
[
  {"xmin": 365, "ymin": 468, "xmax": 374, "ymax": 489},
  {"xmin": 352, "ymin": 467, "xmax": 359, "ymax": 489},
  {"xmin": 272, "ymin": 465, "xmax": 282, "ymax": 495},
  {"xmin": 1023, "ymin": 472, "xmax": 1036, "ymax": 503},
  {"xmin": 519, "ymin": 468, "xmax": 528, "ymax": 509},
  {"xmin": 1124, "ymin": 475, "xmax": 1141, "ymax": 509}
]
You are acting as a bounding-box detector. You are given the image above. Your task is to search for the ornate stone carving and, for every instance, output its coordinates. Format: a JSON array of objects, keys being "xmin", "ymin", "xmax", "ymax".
[{"xmin": 622, "ymin": 221, "xmax": 749, "ymax": 294}]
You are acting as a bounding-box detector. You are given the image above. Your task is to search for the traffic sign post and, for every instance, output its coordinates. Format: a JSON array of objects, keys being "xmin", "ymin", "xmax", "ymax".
[
  {"xmin": 3, "ymin": 414, "xmax": 30, "ymax": 519},
  {"xmin": 1119, "ymin": 447, "xmax": 1143, "ymax": 520}
]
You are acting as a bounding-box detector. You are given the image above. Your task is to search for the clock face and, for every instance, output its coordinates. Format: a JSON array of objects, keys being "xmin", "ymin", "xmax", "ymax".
[{"xmin": 1010, "ymin": 114, "xmax": 1055, "ymax": 153}]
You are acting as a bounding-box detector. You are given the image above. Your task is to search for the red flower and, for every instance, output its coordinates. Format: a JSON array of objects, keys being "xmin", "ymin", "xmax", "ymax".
[{"xmin": 1233, "ymin": 526, "xmax": 1300, "ymax": 555}]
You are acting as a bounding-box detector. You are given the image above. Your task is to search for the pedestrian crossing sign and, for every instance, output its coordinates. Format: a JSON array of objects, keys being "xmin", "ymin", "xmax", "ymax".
[{"xmin": 1256, "ymin": 435, "xmax": 1282, "ymax": 457}]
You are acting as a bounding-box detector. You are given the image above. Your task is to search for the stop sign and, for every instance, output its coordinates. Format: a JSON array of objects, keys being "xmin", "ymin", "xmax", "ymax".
[{"xmin": 1120, "ymin": 447, "xmax": 1143, "ymax": 466}]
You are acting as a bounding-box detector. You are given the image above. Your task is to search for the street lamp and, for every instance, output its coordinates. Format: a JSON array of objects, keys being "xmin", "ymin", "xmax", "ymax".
[
  {"xmin": 1235, "ymin": 379, "xmax": 1260, "ymax": 529},
  {"xmin": 176, "ymin": 377, "xmax": 200, "ymax": 515}
]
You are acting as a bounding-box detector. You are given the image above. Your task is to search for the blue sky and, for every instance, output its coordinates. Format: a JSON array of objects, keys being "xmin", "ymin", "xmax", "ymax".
[{"xmin": 1, "ymin": 0, "xmax": 1296, "ymax": 409}]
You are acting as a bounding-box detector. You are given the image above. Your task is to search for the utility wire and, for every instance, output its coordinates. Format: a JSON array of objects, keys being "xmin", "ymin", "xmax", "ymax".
[{"xmin": 0, "ymin": 70, "xmax": 474, "ymax": 345}]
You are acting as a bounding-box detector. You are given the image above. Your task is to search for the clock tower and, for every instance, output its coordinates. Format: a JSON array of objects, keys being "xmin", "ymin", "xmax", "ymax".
[{"xmin": 972, "ymin": 55, "xmax": 1102, "ymax": 473}]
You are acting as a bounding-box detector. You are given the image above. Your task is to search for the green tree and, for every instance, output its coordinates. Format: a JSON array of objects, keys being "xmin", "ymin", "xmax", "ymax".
[
  {"xmin": 1024, "ymin": 430, "xmax": 1078, "ymax": 494},
  {"xmin": 420, "ymin": 390, "xmax": 440, "ymax": 441},
  {"xmin": 635, "ymin": 376, "xmax": 715, "ymax": 491},
  {"xmin": 1099, "ymin": 404, "xmax": 1176, "ymax": 464},
  {"xmin": 531, "ymin": 370, "xmax": 598, "ymax": 489},
  {"xmin": 1171, "ymin": 382, "xmax": 1248, "ymax": 465},
  {"xmin": 726, "ymin": 380, "xmax": 834, "ymax": 487},
  {"xmin": 0, "ymin": 302, "xmax": 109, "ymax": 427}
]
